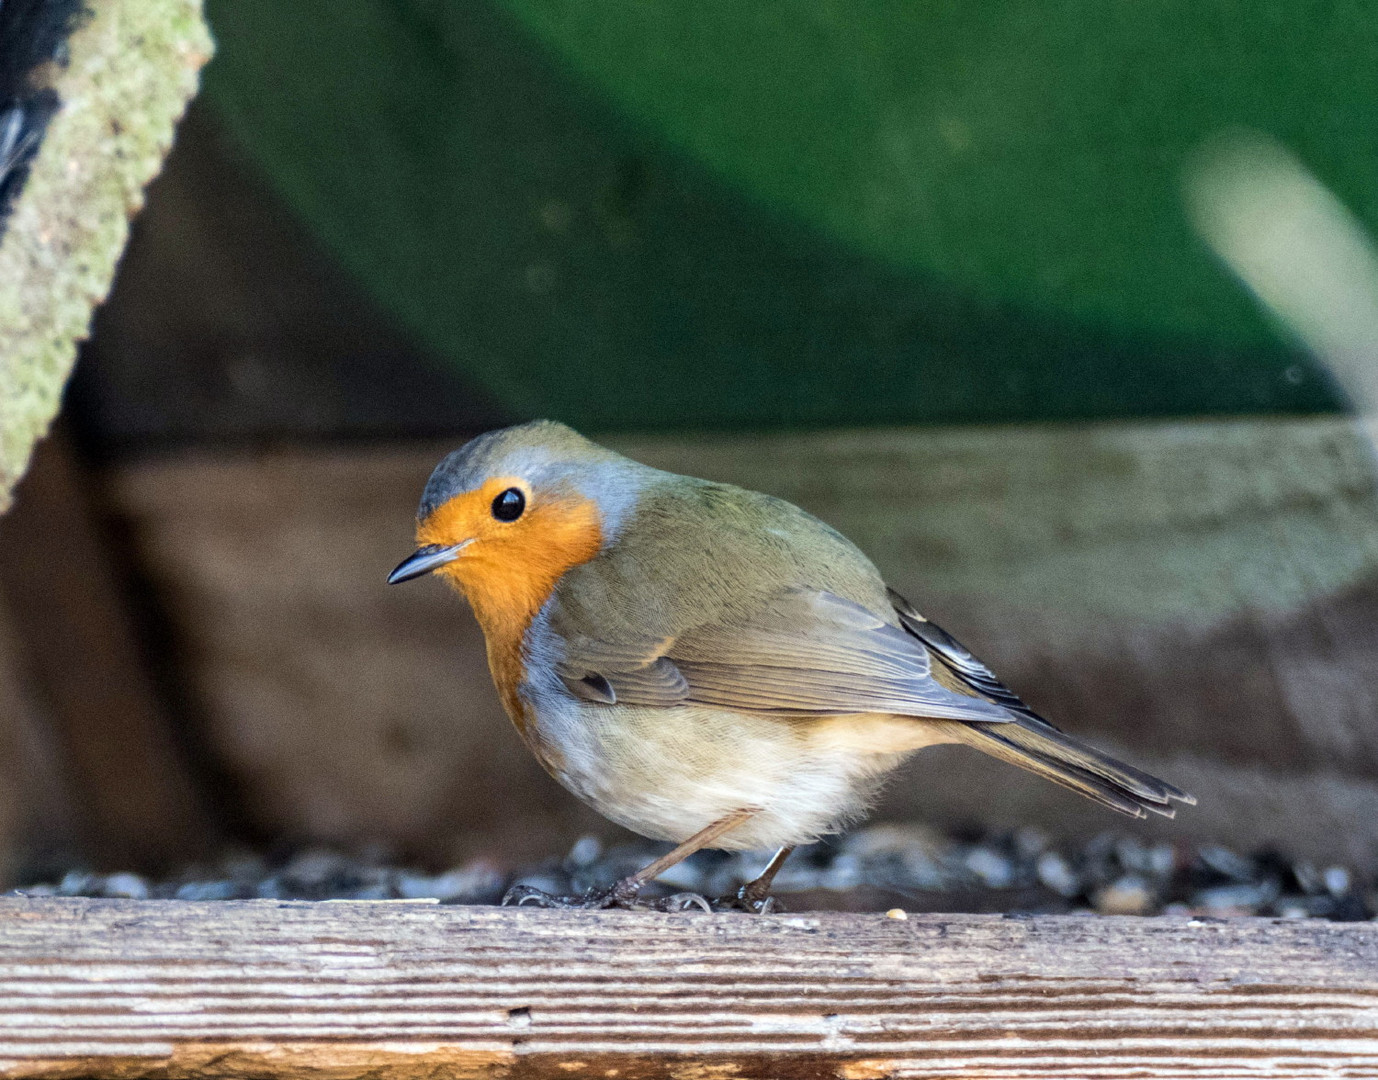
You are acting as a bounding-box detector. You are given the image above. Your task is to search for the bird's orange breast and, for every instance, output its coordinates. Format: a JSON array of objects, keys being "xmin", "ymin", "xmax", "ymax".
[{"xmin": 418, "ymin": 482, "xmax": 603, "ymax": 756}]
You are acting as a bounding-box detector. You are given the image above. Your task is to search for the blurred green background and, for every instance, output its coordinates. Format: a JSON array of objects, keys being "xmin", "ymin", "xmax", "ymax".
[{"xmin": 198, "ymin": 0, "xmax": 1375, "ymax": 432}]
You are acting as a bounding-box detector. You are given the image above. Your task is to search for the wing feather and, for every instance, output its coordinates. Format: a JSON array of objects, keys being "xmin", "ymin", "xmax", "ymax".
[
  {"xmin": 555, "ymin": 587, "xmax": 1014, "ymax": 722},
  {"xmin": 887, "ymin": 587, "xmax": 1044, "ymax": 721}
]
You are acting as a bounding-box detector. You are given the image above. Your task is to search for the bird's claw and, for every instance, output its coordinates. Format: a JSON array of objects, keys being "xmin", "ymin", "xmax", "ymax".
[
  {"xmin": 657, "ymin": 886, "xmax": 784, "ymax": 913},
  {"xmin": 714, "ymin": 885, "xmax": 783, "ymax": 914},
  {"xmin": 500, "ymin": 881, "xmax": 781, "ymax": 914},
  {"xmin": 656, "ymin": 891, "xmax": 714, "ymax": 913},
  {"xmin": 501, "ymin": 879, "xmax": 644, "ymax": 910}
]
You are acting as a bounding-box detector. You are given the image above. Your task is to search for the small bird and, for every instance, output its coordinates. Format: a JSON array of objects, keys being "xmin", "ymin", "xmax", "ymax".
[{"xmin": 389, "ymin": 421, "xmax": 1194, "ymax": 911}]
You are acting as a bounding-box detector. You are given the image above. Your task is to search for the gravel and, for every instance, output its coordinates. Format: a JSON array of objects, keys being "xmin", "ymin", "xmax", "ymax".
[{"xmin": 7, "ymin": 825, "xmax": 1374, "ymax": 919}]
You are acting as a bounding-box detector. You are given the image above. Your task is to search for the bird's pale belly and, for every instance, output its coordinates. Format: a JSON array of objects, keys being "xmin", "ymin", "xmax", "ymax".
[{"xmin": 523, "ymin": 692, "xmax": 957, "ymax": 850}]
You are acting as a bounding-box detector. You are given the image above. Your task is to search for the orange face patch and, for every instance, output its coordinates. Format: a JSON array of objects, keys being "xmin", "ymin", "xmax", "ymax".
[{"xmin": 417, "ymin": 476, "xmax": 602, "ymax": 738}]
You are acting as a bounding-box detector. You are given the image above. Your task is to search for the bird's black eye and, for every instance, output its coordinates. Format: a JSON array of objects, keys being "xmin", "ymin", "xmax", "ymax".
[{"xmin": 491, "ymin": 487, "xmax": 525, "ymax": 522}]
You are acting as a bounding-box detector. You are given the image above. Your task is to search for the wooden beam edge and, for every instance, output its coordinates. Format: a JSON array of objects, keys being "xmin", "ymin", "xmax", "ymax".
[{"xmin": 0, "ymin": 899, "xmax": 1375, "ymax": 1080}]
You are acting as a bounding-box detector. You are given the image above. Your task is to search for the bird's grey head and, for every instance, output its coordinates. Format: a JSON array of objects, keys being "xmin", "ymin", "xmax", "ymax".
[{"xmin": 417, "ymin": 420, "xmax": 647, "ymax": 535}]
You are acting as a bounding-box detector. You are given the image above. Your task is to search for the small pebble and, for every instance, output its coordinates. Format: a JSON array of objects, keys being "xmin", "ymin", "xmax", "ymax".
[
  {"xmin": 57, "ymin": 871, "xmax": 94, "ymax": 897},
  {"xmin": 1147, "ymin": 844, "xmax": 1176, "ymax": 879},
  {"xmin": 565, "ymin": 835, "xmax": 603, "ymax": 868},
  {"xmin": 964, "ymin": 846, "xmax": 1015, "ymax": 889},
  {"xmin": 396, "ymin": 862, "xmax": 504, "ymax": 903},
  {"xmin": 816, "ymin": 852, "xmax": 865, "ymax": 892},
  {"xmin": 1293, "ymin": 861, "xmax": 1326, "ymax": 895},
  {"xmin": 652, "ymin": 859, "xmax": 711, "ymax": 892},
  {"xmin": 1092, "ymin": 875, "xmax": 1154, "ymax": 916},
  {"xmin": 256, "ymin": 876, "xmax": 290, "ymax": 899},
  {"xmin": 1114, "ymin": 837, "xmax": 1150, "ymax": 874},
  {"xmin": 101, "ymin": 873, "xmax": 149, "ymax": 900},
  {"xmin": 220, "ymin": 852, "xmax": 268, "ymax": 882},
  {"xmin": 7, "ymin": 830, "xmax": 1373, "ymax": 921},
  {"xmin": 1323, "ymin": 866, "xmax": 1352, "ymax": 897},
  {"xmin": 283, "ymin": 849, "xmax": 349, "ymax": 886},
  {"xmin": 1012, "ymin": 827, "xmax": 1049, "ymax": 861},
  {"xmin": 885, "ymin": 908, "xmax": 908, "ymax": 920},
  {"xmin": 1198, "ymin": 844, "xmax": 1258, "ymax": 883},
  {"xmin": 1196, "ymin": 880, "xmax": 1280, "ymax": 914},
  {"xmin": 1036, "ymin": 851, "xmax": 1081, "ymax": 898},
  {"xmin": 175, "ymin": 880, "xmax": 238, "ymax": 901}
]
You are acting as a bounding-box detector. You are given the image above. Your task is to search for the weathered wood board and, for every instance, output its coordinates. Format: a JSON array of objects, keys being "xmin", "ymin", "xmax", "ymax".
[
  {"xmin": 0, "ymin": 612, "xmax": 39, "ymax": 886},
  {"xmin": 0, "ymin": 899, "xmax": 1374, "ymax": 1079},
  {"xmin": 107, "ymin": 417, "xmax": 1378, "ymax": 867},
  {"xmin": 0, "ymin": 435, "xmax": 213, "ymax": 873}
]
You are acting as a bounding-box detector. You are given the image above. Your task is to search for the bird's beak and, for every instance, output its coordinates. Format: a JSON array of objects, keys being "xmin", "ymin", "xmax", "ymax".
[{"xmin": 386, "ymin": 540, "xmax": 472, "ymax": 584}]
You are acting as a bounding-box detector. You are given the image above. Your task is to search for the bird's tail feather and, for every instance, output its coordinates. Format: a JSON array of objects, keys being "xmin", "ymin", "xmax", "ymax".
[{"xmin": 943, "ymin": 719, "xmax": 1196, "ymax": 819}]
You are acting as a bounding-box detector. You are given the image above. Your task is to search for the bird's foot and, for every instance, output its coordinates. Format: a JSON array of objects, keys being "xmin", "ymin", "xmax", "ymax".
[
  {"xmin": 643, "ymin": 889, "xmax": 780, "ymax": 913},
  {"xmin": 502, "ymin": 877, "xmax": 645, "ymax": 910},
  {"xmin": 713, "ymin": 883, "xmax": 784, "ymax": 914},
  {"xmin": 502, "ymin": 877, "xmax": 782, "ymax": 914},
  {"xmin": 655, "ymin": 891, "xmax": 714, "ymax": 913}
]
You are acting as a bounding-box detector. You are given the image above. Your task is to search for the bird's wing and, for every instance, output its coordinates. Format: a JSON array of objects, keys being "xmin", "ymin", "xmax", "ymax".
[{"xmin": 554, "ymin": 587, "xmax": 1015, "ymax": 722}]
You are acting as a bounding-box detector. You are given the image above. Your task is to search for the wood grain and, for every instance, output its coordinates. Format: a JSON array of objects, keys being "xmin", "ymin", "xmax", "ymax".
[{"xmin": 0, "ymin": 899, "xmax": 1374, "ymax": 1079}]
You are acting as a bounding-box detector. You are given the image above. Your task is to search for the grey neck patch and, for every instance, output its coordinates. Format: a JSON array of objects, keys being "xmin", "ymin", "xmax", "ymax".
[{"xmin": 566, "ymin": 458, "xmax": 652, "ymax": 544}]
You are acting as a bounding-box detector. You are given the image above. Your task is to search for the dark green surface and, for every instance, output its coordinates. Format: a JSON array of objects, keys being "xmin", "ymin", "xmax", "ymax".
[{"xmin": 200, "ymin": 0, "xmax": 1356, "ymax": 431}]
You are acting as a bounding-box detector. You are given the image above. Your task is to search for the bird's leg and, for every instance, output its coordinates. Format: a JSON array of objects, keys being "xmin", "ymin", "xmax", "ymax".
[
  {"xmin": 504, "ymin": 809, "xmax": 756, "ymax": 911},
  {"xmin": 714, "ymin": 845, "xmax": 795, "ymax": 913}
]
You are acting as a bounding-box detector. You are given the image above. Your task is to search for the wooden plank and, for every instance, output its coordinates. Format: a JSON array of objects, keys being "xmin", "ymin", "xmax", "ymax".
[
  {"xmin": 107, "ymin": 417, "xmax": 1378, "ymax": 868},
  {"xmin": 0, "ymin": 435, "xmax": 215, "ymax": 870},
  {"xmin": 0, "ymin": 616, "xmax": 33, "ymax": 885},
  {"xmin": 0, "ymin": 599, "xmax": 85, "ymax": 887},
  {"xmin": 0, "ymin": 899, "xmax": 1374, "ymax": 1079}
]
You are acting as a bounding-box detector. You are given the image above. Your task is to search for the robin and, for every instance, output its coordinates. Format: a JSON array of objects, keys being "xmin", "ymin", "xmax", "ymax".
[{"xmin": 389, "ymin": 421, "xmax": 1193, "ymax": 911}]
